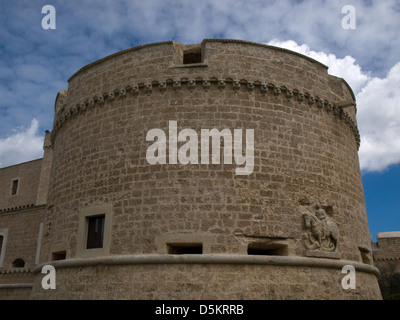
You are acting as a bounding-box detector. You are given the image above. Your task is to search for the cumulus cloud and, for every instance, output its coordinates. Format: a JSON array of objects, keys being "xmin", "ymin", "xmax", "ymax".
[
  {"xmin": 1, "ymin": 1, "xmax": 399, "ymax": 172},
  {"xmin": 0, "ymin": 119, "xmax": 44, "ymax": 168},
  {"xmin": 268, "ymin": 40, "xmax": 400, "ymax": 173},
  {"xmin": 357, "ymin": 62, "xmax": 400, "ymax": 172},
  {"xmin": 267, "ymin": 39, "xmax": 370, "ymax": 94}
]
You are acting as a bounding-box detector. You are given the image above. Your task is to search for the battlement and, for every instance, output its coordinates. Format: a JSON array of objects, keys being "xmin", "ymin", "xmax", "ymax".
[
  {"xmin": 60, "ymin": 39, "xmax": 355, "ymax": 107},
  {"xmin": 377, "ymin": 231, "xmax": 400, "ymax": 239},
  {"xmin": 68, "ymin": 39, "xmax": 330, "ymax": 82},
  {"xmin": 372, "ymin": 232, "xmax": 400, "ymax": 275}
]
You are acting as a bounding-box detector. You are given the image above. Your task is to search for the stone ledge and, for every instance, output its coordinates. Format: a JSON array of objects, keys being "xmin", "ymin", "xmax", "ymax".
[
  {"xmin": 0, "ymin": 204, "xmax": 46, "ymax": 215},
  {"xmin": 304, "ymin": 250, "xmax": 341, "ymax": 259},
  {"xmin": 377, "ymin": 231, "xmax": 400, "ymax": 239},
  {"xmin": 0, "ymin": 268, "xmax": 32, "ymax": 274},
  {"xmin": 33, "ymin": 254, "xmax": 380, "ymax": 277},
  {"xmin": 0, "ymin": 283, "xmax": 33, "ymax": 289},
  {"xmin": 171, "ymin": 62, "xmax": 208, "ymax": 68}
]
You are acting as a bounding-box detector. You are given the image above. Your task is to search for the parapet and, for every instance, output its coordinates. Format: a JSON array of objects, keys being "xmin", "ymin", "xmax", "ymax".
[
  {"xmin": 377, "ymin": 232, "xmax": 400, "ymax": 239},
  {"xmin": 51, "ymin": 39, "xmax": 360, "ymax": 149}
]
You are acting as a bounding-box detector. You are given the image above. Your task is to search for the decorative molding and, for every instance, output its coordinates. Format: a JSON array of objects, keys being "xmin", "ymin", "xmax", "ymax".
[
  {"xmin": 0, "ymin": 204, "xmax": 45, "ymax": 214},
  {"xmin": 373, "ymin": 256, "xmax": 400, "ymax": 261},
  {"xmin": 32, "ymin": 254, "xmax": 380, "ymax": 277},
  {"xmin": 0, "ymin": 283, "xmax": 33, "ymax": 289},
  {"xmin": 0, "ymin": 268, "xmax": 32, "ymax": 275},
  {"xmin": 51, "ymin": 77, "xmax": 361, "ymax": 150}
]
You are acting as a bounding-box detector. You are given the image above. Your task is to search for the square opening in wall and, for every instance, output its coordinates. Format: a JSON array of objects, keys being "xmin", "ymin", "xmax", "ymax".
[
  {"xmin": 359, "ymin": 247, "xmax": 372, "ymax": 265},
  {"xmin": 247, "ymin": 242, "xmax": 288, "ymax": 256},
  {"xmin": 167, "ymin": 243, "xmax": 203, "ymax": 254},
  {"xmin": 52, "ymin": 250, "xmax": 66, "ymax": 261},
  {"xmin": 183, "ymin": 45, "xmax": 202, "ymax": 64}
]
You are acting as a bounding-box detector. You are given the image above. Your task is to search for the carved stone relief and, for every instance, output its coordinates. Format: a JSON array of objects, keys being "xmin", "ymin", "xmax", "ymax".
[{"xmin": 302, "ymin": 205, "xmax": 341, "ymax": 259}]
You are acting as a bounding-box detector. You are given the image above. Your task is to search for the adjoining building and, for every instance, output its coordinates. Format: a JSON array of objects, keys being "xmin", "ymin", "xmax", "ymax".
[
  {"xmin": 372, "ymin": 232, "xmax": 400, "ymax": 273},
  {"xmin": 1, "ymin": 39, "xmax": 385, "ymax": 299},
  {"xmin": 0, "ymin": 132, "xmax": 52, "ymax": 299}
]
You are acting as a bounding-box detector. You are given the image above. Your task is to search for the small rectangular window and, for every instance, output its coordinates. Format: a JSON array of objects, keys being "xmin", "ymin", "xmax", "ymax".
[
  {"xmin": 167, "ymin": 243, "xmax": 203, "ymax": 254},
  {"xmin": 86, "ymin": 215, "xmax": 105, "ymax": 249},
  {"xmin": 52, "ymin": 250, "xmax": 67, "ymax": 261},
  {"xmin": 11, "ymin": 179, "xmax": 19, "ymax": 195},
  {"xmin": 183, "ymin": 45, "xmax": 202, "ymax": 64},
  {"xmin": 359, "ymin": 247, "xmax": 372, "ymax": 265},
  {"xmin": 247, "ymin": 243, "xmax": 288, "ymax": 256}
]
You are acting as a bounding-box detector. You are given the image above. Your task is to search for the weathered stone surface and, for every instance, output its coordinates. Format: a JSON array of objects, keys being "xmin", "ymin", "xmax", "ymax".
[{"xmin": 1, "ymin": 39, "xmax": 382, "ymax": 300}]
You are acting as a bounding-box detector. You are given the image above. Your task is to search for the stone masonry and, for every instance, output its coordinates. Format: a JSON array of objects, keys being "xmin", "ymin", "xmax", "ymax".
[
  {"xmin": 0, "ymin": 39, "xmax": 386, "ymax": 299},
  {"xmin": 0, "ymin": 131, "xmax": 52, "ymax": 299},
  {"xmin": 372, "ymin": 232, "xmax": 400, "ymax": 273}
]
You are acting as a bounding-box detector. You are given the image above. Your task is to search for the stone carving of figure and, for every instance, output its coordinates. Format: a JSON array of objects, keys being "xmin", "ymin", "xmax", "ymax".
[{"xmin": 302, "ymin": 206, "xmax": 339, "ymax": 252}]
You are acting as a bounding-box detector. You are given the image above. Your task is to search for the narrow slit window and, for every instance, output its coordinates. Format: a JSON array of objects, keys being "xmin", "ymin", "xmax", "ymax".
[
  {"xmin": 0, "ymin": 236, "xmax": 3, "ymax": 257},
  {"xmin": 86, "ymin": 215, "xmax": 105, "ymax": 249},
  {"xmin": 11, "ymin": 179, "xmax": 19, "ymax": 195}
]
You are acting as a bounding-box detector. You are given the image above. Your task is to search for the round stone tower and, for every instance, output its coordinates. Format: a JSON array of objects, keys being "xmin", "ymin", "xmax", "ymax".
[{"xmin": 31, "ymin": 39, "xmax": 381, "ymax": 299}]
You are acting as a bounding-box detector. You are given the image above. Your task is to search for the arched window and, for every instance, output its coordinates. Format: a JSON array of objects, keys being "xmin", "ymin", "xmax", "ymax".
[{"xmin": 12, "ymin": 258, "xmax": 25, "ymax": 268}]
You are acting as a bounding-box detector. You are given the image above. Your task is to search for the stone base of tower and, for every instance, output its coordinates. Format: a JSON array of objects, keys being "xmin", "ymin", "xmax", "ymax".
[{"xmin": 30, "ymin": 254, "xmax": 382, "ymax": 300}]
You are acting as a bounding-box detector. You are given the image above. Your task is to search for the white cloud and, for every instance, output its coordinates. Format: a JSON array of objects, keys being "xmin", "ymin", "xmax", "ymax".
[
  {"xmin": 1, "ymin": 1, "xmax": 399, "ymax": 171},
  {"xmin": 357, "ymin": 62, "xmax": 400, "ymax": 172},
  {"xmin": 267, "ymin": 39, "xmax": 370, "ymax": 94},
  {"xmin": 0, "ymin": 119, "xmax": 44, "ymax": 168},
  {"xmin": 268, "ymin": 40, "xmax": 400, "ymax": 173}
]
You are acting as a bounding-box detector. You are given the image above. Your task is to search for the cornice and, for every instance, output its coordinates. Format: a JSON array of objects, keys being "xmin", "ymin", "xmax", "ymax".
[
  {"xmin": 0, "ymin": 204, "xmax": 45, "ymax": 215},
  {"xmin": 0, "ymin": 268, "xmax": 32, "ymax": 275},
  {"xmin": 32, "ymin": 254, "xmax": 380, "ymax": 277},
  {"xmin": 51, "ymin": 77, "xmax": 360, "ymax": 149}
]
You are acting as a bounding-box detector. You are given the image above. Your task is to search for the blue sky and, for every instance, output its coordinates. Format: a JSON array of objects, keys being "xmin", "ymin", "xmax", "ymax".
[{"xmin": 0, "ymin": 0, "xmax": 399, "ymax": 241}]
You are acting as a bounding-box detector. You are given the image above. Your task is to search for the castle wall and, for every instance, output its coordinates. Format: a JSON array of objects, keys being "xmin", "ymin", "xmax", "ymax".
[
  {"xmin": 373, "ymin": 232, "xmax": 400, "ymax": 273},
  {"xmin": 0, "ymin": 159, "xmax": 42, "ymax": 212},
  {"xmin": 0, "ymin": 135, "xmax": 51, "ymax": 300},
  {"xmin": 0, "ymin": 206, "xmax": 45, "ymax": 299},
  {"xmin": 31, "ymin": 256, "xmax": 380, "ymax": 300},
  {"xmin": 31, "ymin": 39, "xmax": 379, "ymax": 299}
]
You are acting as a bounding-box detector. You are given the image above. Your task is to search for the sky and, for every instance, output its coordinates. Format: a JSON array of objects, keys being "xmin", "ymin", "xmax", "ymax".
[{"xmin": 0, "ymin": 0, "xmax": 399, "ymax": 241}]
